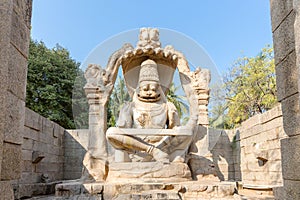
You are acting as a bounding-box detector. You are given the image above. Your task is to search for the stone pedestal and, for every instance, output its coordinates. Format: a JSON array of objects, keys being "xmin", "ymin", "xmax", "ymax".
[
  {"xmin": 55, "ymin": 180, "xmax": 239, "ymax": 200},
  {"xmin": 107, "ymin": 162, "xmax": 192, "ymax": 182}
]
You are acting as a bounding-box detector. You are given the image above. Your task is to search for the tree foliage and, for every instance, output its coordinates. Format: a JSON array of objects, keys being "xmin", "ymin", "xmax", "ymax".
[
  {"xmin": 107, "ymin": 77, "xmax": 131, "ymax": 127},
  {"xmin": 210, "ymin": 46, "xmax": 277, "ymax": 128},
  {"xmin": 72, "ymin": 71, "xmax": 89, "ymax": 129},
  {"xmin": 26, "ymin": 40, "xmax": 82, "ymax": 129},
  {"xmin": 166, "ymin": 83, "xmax": 189, "ymax": 119}
]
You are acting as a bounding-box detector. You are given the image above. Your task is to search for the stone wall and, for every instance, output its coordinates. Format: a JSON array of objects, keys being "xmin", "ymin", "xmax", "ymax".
[
  {"xmin": 208, "ymin": 129, "xmax": 236, "ymax": 181},
  {"xmin": 270, "ymin": 0, "xmax": 300, "ymax": 199},
  {"xmin": 14, "ymin": 108, "xmax": 88, "ymax": 198},
  {"xmin": 21, "ymin": 108, "xmax": 65, "ymax": 184},
  {"xmin": 64, "ymin": 129, "xmax": 88, "ymax": 180},
  {"xmin": 20, "ymin": 108, "xmax": 88, "ymax": 183},
  {"xmin": 232, "ymin": 104, "xmax": 287, "ymax": 187},
  {"xmin": 0, "ymin": 0, "xmax": 32, "ymax": 199}
]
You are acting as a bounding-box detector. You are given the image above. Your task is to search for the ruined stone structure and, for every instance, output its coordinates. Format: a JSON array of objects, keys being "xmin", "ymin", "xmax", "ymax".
[
  {"xmin": 57, "ymin": 27, "xmax": 238, "ymax": 199},
  {"xmin": 1, "ymin": 0, "xmax": 300, "ymax": 199}
]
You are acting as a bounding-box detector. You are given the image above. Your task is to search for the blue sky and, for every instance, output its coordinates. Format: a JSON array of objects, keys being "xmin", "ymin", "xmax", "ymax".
[{"xmin": 31, "ymin": 0, "xmax": 272, "ymax": 75}]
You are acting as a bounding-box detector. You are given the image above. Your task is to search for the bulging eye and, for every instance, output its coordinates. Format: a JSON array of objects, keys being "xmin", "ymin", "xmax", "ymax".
[
  {"xmin": 150, "ymin": 84, "xmax": 157, "ymax": 91},
  {"xmin": 142, "ymin": 86, "xmax": 148, "ymax": 91}
]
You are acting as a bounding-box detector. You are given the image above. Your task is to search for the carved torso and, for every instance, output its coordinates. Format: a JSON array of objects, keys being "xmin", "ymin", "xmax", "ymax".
[{"xmin": 132, "ymin": 100, "xmax": 167, "ymax": 129}]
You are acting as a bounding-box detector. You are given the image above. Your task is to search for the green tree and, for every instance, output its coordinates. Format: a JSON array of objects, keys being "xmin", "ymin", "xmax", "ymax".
[
  {"xmin": 107, "ymin": 76, "xmax": 131, "ymax": 127},
  {"xmin": 72, "ymin": 71, "xmax": 89, "ymax": 129},
  {"xmin": 26, "ymin": 40, "xmax": 82, "ymax": 129},
  {"xmin": 166, "ymin": 83, "xmax": 189, "ymax": 120},
  {"xmin": 209, "ymin": 83, "xmax": 231, "ymax": 129},
  {"xmin": 210, "ymin": 45, "xmax": 277, "ymax": 128}
]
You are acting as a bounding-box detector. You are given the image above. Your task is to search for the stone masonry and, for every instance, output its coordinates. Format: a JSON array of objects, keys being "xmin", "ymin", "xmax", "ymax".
[
  {"xmin": 0, "ymin": 0, "xmax": 32, "ymax": 199},
  {"xmin": 270, "ymin": 0, "xmax": 300, "ymax": 199},
  {"xmin": 14, "ymin": 108, "xmax": 88, "ymax": 199},
  {"xmin": 237, "ymin": 104, "xmax": 286, "ymax": 187}
]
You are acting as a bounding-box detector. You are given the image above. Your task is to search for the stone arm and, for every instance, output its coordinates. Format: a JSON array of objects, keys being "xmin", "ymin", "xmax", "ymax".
[
  {"xmin": 116, "ymin": 102, "xmax": 133, "ymax": 128},
  {"xmin": 166, "ymin": 102, "xmax": 180, "ymax": 129}
]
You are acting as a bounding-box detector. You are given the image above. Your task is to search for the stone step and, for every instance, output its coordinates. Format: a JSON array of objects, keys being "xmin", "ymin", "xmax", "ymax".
[{"xmin": 55, "ymin": 180, "xmax": 239, "ymax": 200}]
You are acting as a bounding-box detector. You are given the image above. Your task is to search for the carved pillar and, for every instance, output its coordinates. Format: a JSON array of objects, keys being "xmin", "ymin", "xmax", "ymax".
[
  {"xmin": 82, "ymin": 64, "xmax": 114, "ymax": 181},
  {"xmin": 195, "ymin": 89, "xmax": 210, "ymax": 126},
  {"xmin": 85, "ymin": 88, "xmax": 108, "ymax": 159}
]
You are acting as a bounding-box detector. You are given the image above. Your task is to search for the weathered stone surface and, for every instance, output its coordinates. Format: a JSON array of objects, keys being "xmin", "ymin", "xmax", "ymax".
[
  {"xmin": 1, "ymin": 142, "xmax": 22, "ymax": 180},
  {"xmin": 237, "ymin": 104, "xmax": 285, "ymax": 186},
  {"xmin": 283, "ymin": 179, "xmax": 300, "ymax": 200},
  {"xmin": 20, "ymin": 172, "xmax": 41, "ymax": 184},
  {"xmin": 64, "ymin": 128, "xmax": 89, "ymax": 178},
  {"xmin": 272, "ymin": 10, "xmax": 295, "ymax": 65},
  {"xmin": 0, "ymin": 181, "xmax": 14, "ymax": 200},
  {"xmin": 4, "ymin": 91, "xmax": 25, "ymax": 144},
  {"xmin": 10, "ymin": 5, "xmax": 30, "ymax": 58},
  {"xmin": 8, "ymin": 42, "xmax": 28, "ymax": 100},
  {"xmin": 260, "ymin": 104, "xmax": 282, "ymax": 123},
  {"xmin": 14, "ymin": 182, "xmax": 59, "ymax": 199},
  {"xmin": 275, "ymin": 50, "xmax": 298, "ymax": 101},
  {"xmin": 281, "ymin": 93, "xmax": 300, "ymax": 136},
  {"xmin": 25, "ymin": 108, "xmax": 42, "ymax": 131},
  {"xmin": 270, "ymin": 0, "xmax": 294, "ymax": 32},
  {"xmin": 56, "ymin": 181, "xmax": 239, "ymax": 199},
  {"xmin": 273, "ymin": 186, "xmax": 285, "ymax": 200},
  {"xmin": 107, "ymin": 162, "xmax": 191, "ymax": 181},
  {"xmin": 24, "ymin": 126, "xmax": 39, "ymax": 140},
  {"xmin": 42, "ymin": 117, "xmax": 54, "ymax": 136},
  {"xmin": 281, "ymin": 135, "xmax": 300, "ymax": 180}
]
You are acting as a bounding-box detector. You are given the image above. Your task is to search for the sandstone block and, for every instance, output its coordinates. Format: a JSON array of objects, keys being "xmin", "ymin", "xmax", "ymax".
[
  {"xmin": 0, "ymin": 181, "xmax": 14, "ymax": 200},
  {"xmin": 283, "ymin": 179, "xmax": 300, "ymax": 200},
  {"xmin": 241, "ymin": 113, "xmax": 261, "ymax": 129},
  {"xmin": 270, "ymin": 0, "xmax": 294, "ymax": 32},
  {"xmin": 107, "ymin": 162, "xmax": 191, "ymax": 182},
  {"xmin": 63, "ymin": 171, "xmax": 82, "ymax": 180},
  {"xmin": 22, "ymin": 160, "xmax": 34, "ymax": 172},
  {"xmin": 33, "ymin": 140, "xmax": 46, "ymax": 152},
  {"xmin": 268, "ymin": 149, "xmax": 282, "ymax": 161},
  {"xmin": 0, "ymin": 1, "xmax": 13, "ymax": 44},
  {"xmin": 39, "ymin": 132, "xmax": 53, "ymax": 145},
  {"xmin": 260, "ymin": 104, "xmax": 282, "ymax": 124},
  {"xmin": 10, "ymin": 7, "xmax": 30, "ymax": 57},
  {"xmin": 65, "ymin": 129, "xmax": 89, "ymax": 150},
  {"xmin": 273, "ymin": 186, "xmax": 285, "ymax": 200},
  {"xmin": 24, "ymin": 108, "xmax": 42, "ymax": 131},
  {"xmin": 264, "ymin": 139, "xmax": 281, "ymax": 150},
  {"xmin": 273, "ymin": 10, "xmax": 295, "ymax": 65},
  {"xmin": 22, "ymin": 149, "xmax": 33, "ymax": 161},
  {"xmin": 276, "ymin": 51, "xmax": 298, "ymax": 101},
  {"xmin": 8, "ymin": 44, "xmax": 28, "ymax": 100},
  {"xmin": 240, "ymin": 124, "xmax": 263, "ymax": 140},
  {"xmin": 281, "ymin": 135, "xmax": 300, "ymax": 180},
  {"xmin": 1, "ymin": 142, "xmax": 22, "ymax": 180},
  {"xmin": 263, "ymin": 128, "xmax": 280, "ymax": 142},
  {"xmin": 281, "ymin": 93, "xmax": 300, "ymax": 136},
  {"xmin": 268, "ymin": 160, "xmax": 282, "ymax": 172},
  {"xmin": 20, "ymin": 172, "xmax": 41, "ymax": 184},
  {"xmin": 23, "ymin": 126, "xmax": 39, "ymax": 140},
  {"xmin": 42, "ymin": 117, "xmax": 54, "ymax": 136},
  {"xmin": 4, "ymin": 92, "xmax": 25, "ymax": 144},
  {"xmin": 12, "ymin": 0, "xmax": 32, "ymax": 28},
  {"xmin": 22, "ymin": 137, "xmax": 33, "ymax": 150}
]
